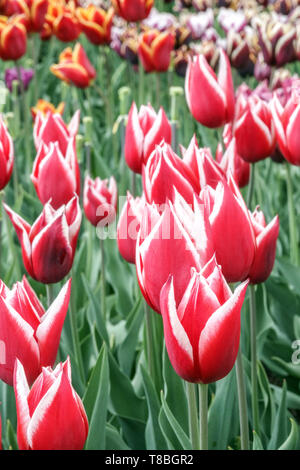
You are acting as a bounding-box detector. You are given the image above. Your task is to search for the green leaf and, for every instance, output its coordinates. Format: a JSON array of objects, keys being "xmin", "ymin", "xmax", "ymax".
[
  {"xmin": 252, "ymin": 431, "xmax": 264, "ymax": 450},
  {"xmin": 117, "ymin": 295, "xmax": 143, "ymax": 376},
  {"xmin": 278, "ymin": 419, "xmax": 299, "ymax": 450},
  {"xmin": 5, "ymin": 420, "xmax": 18, "ymax": 450},
  {"xmin": 162, "ymin": 344, "xmax": 189, "ymax": 435},
  {"xmin": 141, "ymin": 366, "xmax": 168, "ymax": 450},
  {"xmin": 108, "ymin": 350, "xmax": 146, "ymax": 423},
  {"xmin": 158, "ymin": 391, "xmax": 192, "ymax": 451},
  {"xmin": 81, "ymin": 272, "xmax": 109, "ymax": 345},
  {"xmin": 84, "ymin": 345, "xmax": 110, "ymax": 450},
  {"xmin": 268, "ymin": 381, "xmax": 288, "ymax": 450},
  {"xmin": 208, "ymin": 368, "xmax": 239, "ymax": 450},
  {"xmin": 105, "ymin": 424, "xmax": 130, "ymax": 450}
]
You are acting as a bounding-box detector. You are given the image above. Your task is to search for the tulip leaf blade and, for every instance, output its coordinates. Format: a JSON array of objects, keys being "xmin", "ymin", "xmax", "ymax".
[
  {"xmin": 159, "ymin": 391, "xmax": 192, "ymax": 451},
  {"xmin": 84, "ymin": 344, "xmax": 110, "ymax": 450},
  {"xmin": 141, "ymin": 365, "xmax": 168, "ymax": 450},
  {"xmin": 278, "ymin": 419, "xmax": 299, "ymax": 450}
]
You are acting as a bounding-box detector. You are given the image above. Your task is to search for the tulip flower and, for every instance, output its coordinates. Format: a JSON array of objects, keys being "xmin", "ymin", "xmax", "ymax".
[
  {"xmin": 33, "ymin": 109, "xmax": 80, "ymax": 152},
  {"xmin": 136, "ymin": 192, "xmax": 214, "ymax": 313},
  {"xmin": 185, "ymin": 49, "xmax": 235, "ymax": 128},
  {"xmin": 0, "ymin": 0, "xmax": 48, "ymax": 32},
  {"xmin": 4, "ymin": 195, "xmax": 81, "ymax": 284},
  {"xmin": 50, "ymin": 43, "xmax": 96, "ymax": 88},
  {"xmin": 125, "ymin": 102, "xmax": 172, "ymax": 174},
  {"xmin": 182, "ymin": 142, "xmax": 225, "ymax": 191},
  {"xmin": 31, "ymin": 99, "xmax": 65, "ymax": 120},
  {"xmin": 216, "ymin": 134, "xmax": 250, "ymax": 188},
  {"xmin": 0, "ymin": 15, "xmax": 27, "ymax": 61},
  {"xmin": 14, "ymin": 358, "xmax": 88, "ymax": 450},
  {"xmin": 232, "ymin": 93, "xmax": 276, "ymax": 163},
  {"xmin": 270, "ymin": 89, "xmax": 300, "ymax": 165},
  {"xmin": 0, "ymin": 114, "xmax": 14, "ymax": 190},
  {"xmin": 45, "ymin": 0, "xmax": 80, "ymax": 42},
  {"xmin": 248, "ymin": 208, "xmax": 279, "ymax": 284},
  {"xmin": 0, "ymin": 277, "xmax": 71, "ymax": 386},
  {"xmin": 31, "ymin": 140, "xmax": 80, "ymax": 209},
  {"xmin": 138, "ymin": 29, "xmax": 175, "ymax": 73},
  {"xmin": 5, "ymin": 66, "xmax": 34, "ymax": 93},
  {"xmin": 257, "ymin": 16, "xmax": 296, "ymax": 67},
  {"xmin": 83, "ymin": 175, "xmax": 117, "ymax": 228},
  {"xmin": 112, "ymin": 0, "xmax": 153, "ymax": 22},
  {"xmin": 143, "ymin": 141, "xmax": 199, "ymax": 206},
  {"xmin": 117, "ymin": 192, "xmax": 145, "ymax": 264},
  {"xmin": 201, "ymin": 176, "xmax": 256, "ymax": 283},
  {"xmin": 77, "ymin": 5, "xmax": 114, "ymax": 45},
  {"xmin": 160, "ymin": 256, "xmax": 249, "ymax": 383}
]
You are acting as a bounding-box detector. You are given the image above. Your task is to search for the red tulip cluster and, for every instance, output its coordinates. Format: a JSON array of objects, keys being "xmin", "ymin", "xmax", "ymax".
[{"xmin": 120, "ymin": 71, "xmax": 280, "ymax": 384}]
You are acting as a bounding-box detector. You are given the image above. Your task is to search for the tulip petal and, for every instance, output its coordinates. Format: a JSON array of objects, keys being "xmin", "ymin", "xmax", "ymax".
[
  {"xmin": 13, "ymin": 360, "xmax": 31, "ymax": 450},
  {"xmin": 160, "ymin": 276, "xmax": 195, "ymax": 382},
  {"xmin": 198, "ymin": 280, "xmax": 248, "ymax": 383},
  {"xmin": 36, "ymin": 279, "xmax": 71, "ymax": 368}
]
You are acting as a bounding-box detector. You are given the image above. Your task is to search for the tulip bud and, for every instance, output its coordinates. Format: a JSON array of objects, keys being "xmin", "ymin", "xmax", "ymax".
[
  {"xmin": 160, "ymin": 257, "xmax": 249, "ymax": 383},
  {"xmin": 33, "ymin": 110, "xmax": 80, "ymax": 152},
  {"xmin": 136, "ymin": 192, "xmax": 215, "ymax": 313},
  {"xmin": 185, "ymin": 49, "xmax": 235, "ymax": 128},
  {"xmin": 138, "ymin": 29, "xmax": 175, "ymax": 73},
  {"xmin": 0, "ymin": 114, "xmax": 14, "ymax": 190},
  {"xmin": 83, "ymin": 175, "xmax": 117, "ymax": 228},
  {"xmin": 248, "ymin": 208, "xmax": 279, "ymax": 284},
  {"xmin": 125, "ymin": 102, "xmax": 172, "ymax": 174},
  {"xmin": 31, "ymin": 140, "xmax": 80, "ymax": 209},
  {"xmin": 117, "ymin": 192, "xmax": 145, "ymax": 264},
  {"xmin": 112, "ymin": 0, "xmax": 153, "ymax": 22},
  {"xmin": 270, "ymin": 89, "xmax": 300, "ymax": 165},
  {"xmin": 4, "ymin": 195, "xmax": 82, "ymax": 284},
  {"xmin": 14, "ymin": 358, "xmax": 89, "ymax": 450},
  {"xmin": 77, "ymin": 5, "xmax": 114, "ymax": 45},
  {"xmin": 0, "ymin": 15, "xmax": 27, "ymax": 61},
  {"xmin": 0, "ymin": 276, "xmax": 71, "ymax": 386},
  {"xmin": 51, "ymin": 43, "xmax": 96, "ymax": 89},
  {"xmin": 143, "ymin": 141, "xmax": 198, "ymax": 206},
  {"xmin": 232, "ymin": 93, "xmax": 276, "ymax": 163},
  {"xmin": 200, "ymin": 176, "xmax": 256, "ymax": 283}
]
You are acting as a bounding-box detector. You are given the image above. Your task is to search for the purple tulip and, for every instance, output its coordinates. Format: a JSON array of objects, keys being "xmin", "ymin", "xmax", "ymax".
[{"xmin": 4, "ymin": 67, "xmax": 34, "ymax": 93}]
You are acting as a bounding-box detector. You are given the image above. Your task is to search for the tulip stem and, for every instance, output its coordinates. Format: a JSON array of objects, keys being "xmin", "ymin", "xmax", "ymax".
[
  {"xmin": 235, "ymin": 347, "xmax": 250, "ymax": 450},
  {"xmin": 247, "ymin": 163, "xmax": 256, "ymax": 209},
  {"xmin": 69, "ymin": 271, "xmax": 86, "ymax": 384},
  {"xmin": 199, "ymin": 383, "xmax": 208, "ymax": 450},
  {"xmin": 16, "ymin": 62, "xmax": 31, "ymax": 174},
  {"xmin": 186, "ymin": 382, "xmax": 200, "ymax": 450},
  {"xmin": 100, "ymin": 237, "xmax": 107, "ymax": 321},
  {"xmin": 249, "ymin": 284, "xmax": 260, "ymax": 434},
  {"xmin": 144, "ymin": 301, "xmax": 155, "ymax": 380},
  {"xmin": 286, "ymin": 163, "xmax": 299, "ymax": 265},
  {"xmin": 138, "ymin": 62, "xmax": 145, "ymax": 107},
  {"xmin": 46, "ymin": 284, "xmax": 55, "ymax": 307}
]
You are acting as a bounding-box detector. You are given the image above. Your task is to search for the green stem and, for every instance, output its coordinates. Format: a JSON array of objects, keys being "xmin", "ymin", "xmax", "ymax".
[
  {"xmin": 144, "ymin": 300, "xmax": 155, "ymax": 380},
  {"xmin": 100, "ymin": 237, "xmax": 107, "ymax": 321},
  {"xmin": 138, "ymin": 61, "xmax": 145, "ymax": 107},
  {"xmin": 155, "ymin": 73, "xmax": 161, "ymax": 110},
  {"xmin": 199, "ymin": 383, "xmax": 208, "ymax": 450},
  {"xmin": 235, "ymin": 347, "xmax": 250, "ymax": 450},
  {"xmin": 286, "ymin": 163, "xmax": 299, "ymax": 265},
  {"xmin": 186, "ymin": 382, "xmax": 200, "ymax": 450},
  {"xmin": 69, "ymin": 271, "xmax": 85, "ymax": 384},
  {"xmin": 16, "ymin": 63, "xmax": 31, "ymax": 175},
  {"xmin": 247, "ymin": 163, "xmax": 256, "ymax": 209},
  {"xmin": 0, "ymin": 191, "xmax": 4, "ymax": 277},
  {"xmin": 249, "ymin": 284, "xmax": 260, "ymax": 434},
  {"xmin": 46, "ymin": 283, "xmax": 55, "ymax": 307}
]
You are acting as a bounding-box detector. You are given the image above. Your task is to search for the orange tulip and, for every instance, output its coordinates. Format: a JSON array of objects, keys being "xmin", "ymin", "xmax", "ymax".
[
  {"xmin": 112, "ymin": 0, "xmax": 153, "ymax": 22},
  {"xmin": 41, "ymin": 0, "xmax": 80, "ymax": 42},
  {"xmin": 0, "ymin": 14, "xmax": 27, "ymax": 61},
  {"xmin": 0, "ymin": 0, "xmax": 48, "ymax": 32},
  {"xmin": 31, "ymin": 99, "xmax": 65, "ymax": 120},
  {"xmin": 138, "ymin": 29, "xmax": 175, "ymax": 73},
  {"xmin": 76, "ymin": 5, "xmax": 114, "ymax": 45},
  {"xmin": 50, "ymin": 42, "xmax": 96, "ymax": 88}
]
